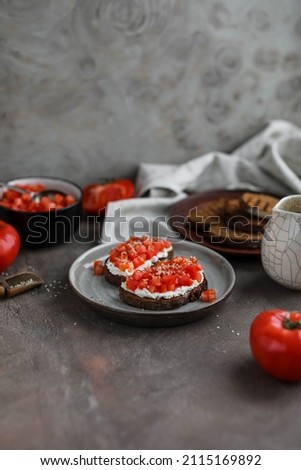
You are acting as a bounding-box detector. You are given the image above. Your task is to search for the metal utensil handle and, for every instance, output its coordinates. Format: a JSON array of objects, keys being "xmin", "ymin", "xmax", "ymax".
[{"xmin": 0, "ymin": 182, "xmax": 30, "ymax": 195}]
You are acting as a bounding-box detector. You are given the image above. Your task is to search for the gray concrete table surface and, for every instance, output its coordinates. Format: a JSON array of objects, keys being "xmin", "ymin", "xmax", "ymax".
[{"xmin": 1, "ymin": 221, "xmax": 301, "ymax": 450}]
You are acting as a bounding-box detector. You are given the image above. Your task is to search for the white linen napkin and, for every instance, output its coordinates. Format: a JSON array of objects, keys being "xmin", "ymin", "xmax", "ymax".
[{"xmin": 101, "ymin": 120, "xmax": 301, "ymax": 243}]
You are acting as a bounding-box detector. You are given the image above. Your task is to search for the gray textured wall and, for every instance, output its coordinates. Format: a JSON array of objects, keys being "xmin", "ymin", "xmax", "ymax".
[{"xmin": 1, "ymin": 0, "xmax": 301, "ymax": 185}]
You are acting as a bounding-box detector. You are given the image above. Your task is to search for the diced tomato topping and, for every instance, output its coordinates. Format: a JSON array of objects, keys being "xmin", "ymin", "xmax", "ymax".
[
  {"xmin": 132, "ymin": 257, "xmax": 141, "ymax": 269},
  {"xmin": 108, "ymin": 236, "xmax": 172, "ymax": 272},
  {"xmin": 133, "ymin": 270, "xmax": 143, "ymax": 281},
  {"xmin": 160, "ymin": 284, "xmax": 168, "ymax": 293},
  {"xmin": 148, "ymin": 285, "xmax": 156, "ymax": 293},
  {"xmin": 186, "ymin": 264, "xmax": 198, "ymax": 278},
  {"xmin": 124, "ymin": 256, "xmax": 204, "ymax": 294},
  {"xmin": 179, "ymin": 274, "xmax": 193, "ymax": 286},
  {"xmin": 200, "ymin": 289, "xmax": 216, "ymax": 302},
  {"xmin": 93, "ymin": 260, "xmax": 104, "ymax": 276},
  {"xmin": 119, "ymin": 261, "xmax": 134, "ymax": 273},
  {"xmin": 136, "ymin": 245, "xmax": 147, "ymax": 254},
  {"xmin": 126, "ymin": 278, "xmax": 137, "ymax": 291},
  {"xmin": 149, "ymin": 276, "xmax": 161, "ymax": 287},
  {"xmin": 139, "ymin": 279, "xmax": 148, "ymax": 289},
  {"xmin": 0, "ymin": 184, "xmax": 77, "ymax": 212}
]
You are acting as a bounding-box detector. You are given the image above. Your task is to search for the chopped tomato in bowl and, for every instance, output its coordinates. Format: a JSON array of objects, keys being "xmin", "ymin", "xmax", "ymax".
[
  {"xmin": 0, "ymin": 183, "xmax": 76, "ymax": 212},
  {"xmin": 0, "ymin": 177, "xmax": 82, "ymax": 247}
]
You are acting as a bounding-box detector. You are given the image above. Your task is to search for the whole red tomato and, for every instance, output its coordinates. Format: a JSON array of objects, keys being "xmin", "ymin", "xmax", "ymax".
[
  {"xmin": 0, "ymin": 220, "xmax": 21, "ymax": 272},
  {"xmin": 82, "ymin": 179, "xmax": 135, "ymax": 215},
  {"xmin": 250, "ymin": 309, "xmax": 301, "ymax": 382}
]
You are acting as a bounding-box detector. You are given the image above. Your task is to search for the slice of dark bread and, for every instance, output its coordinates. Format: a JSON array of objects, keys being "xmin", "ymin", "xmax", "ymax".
[
  {"xmin": 104, "ymin": 260, "xmax": 126, "ymax": 287},
  {"xmin": 202, "ymin": 218, "xmax": 262, "ymax": 248},
  {"xmin": 240, "ymin": 192, "xmax": 279, "ymax": 217},
  {"xmin": 188, "ymin": 198, "xmax": 225, "ymax": 229},
  {"xmin": 119, "ymin": 274, "xmax": 208, "ymax": 311},
  {"xmin": 104, "ymin": 248, "xmax": 174, "ymax": 287},
  {"xmin": 224, "ymin": 213, "xmax": 265, "ymax": 234}
]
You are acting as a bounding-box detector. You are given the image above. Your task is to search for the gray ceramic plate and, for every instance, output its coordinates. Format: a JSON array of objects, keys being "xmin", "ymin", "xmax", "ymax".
[{"xmin": 69, "ymin": 240, "xmax": 236, "ymax": 327}]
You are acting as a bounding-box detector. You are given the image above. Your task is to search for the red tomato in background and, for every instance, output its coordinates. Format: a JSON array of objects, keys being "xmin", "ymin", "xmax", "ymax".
[
  {"xmin": 82, "ymin": 179, "xmax": 135, "ymax": 215},
  {"xmin": 0, "ymin": 220, "xmax": 21, "ymax": 272},
  {"xmin": 250, "ymin": 309, "xmax": 301, "ymax": 382}
]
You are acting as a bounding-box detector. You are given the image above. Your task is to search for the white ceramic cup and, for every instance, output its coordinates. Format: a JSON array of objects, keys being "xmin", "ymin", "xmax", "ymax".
[{"xmin": 261, "ymin": 195, "xmax": 301, "ymax": 290}]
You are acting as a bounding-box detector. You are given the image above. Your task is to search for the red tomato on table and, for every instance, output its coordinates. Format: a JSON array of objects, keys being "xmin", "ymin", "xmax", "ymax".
[
  {"xmin": 0, "ymin": 220, "xmax": 21, "ymax": 272},
  {"xmin": 250, "ymin": 309, "xmax": 301, "ymax": 382},
  {"xmin": 82, "ymin": 179, "xmax": 135, "ymax": 215}
]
